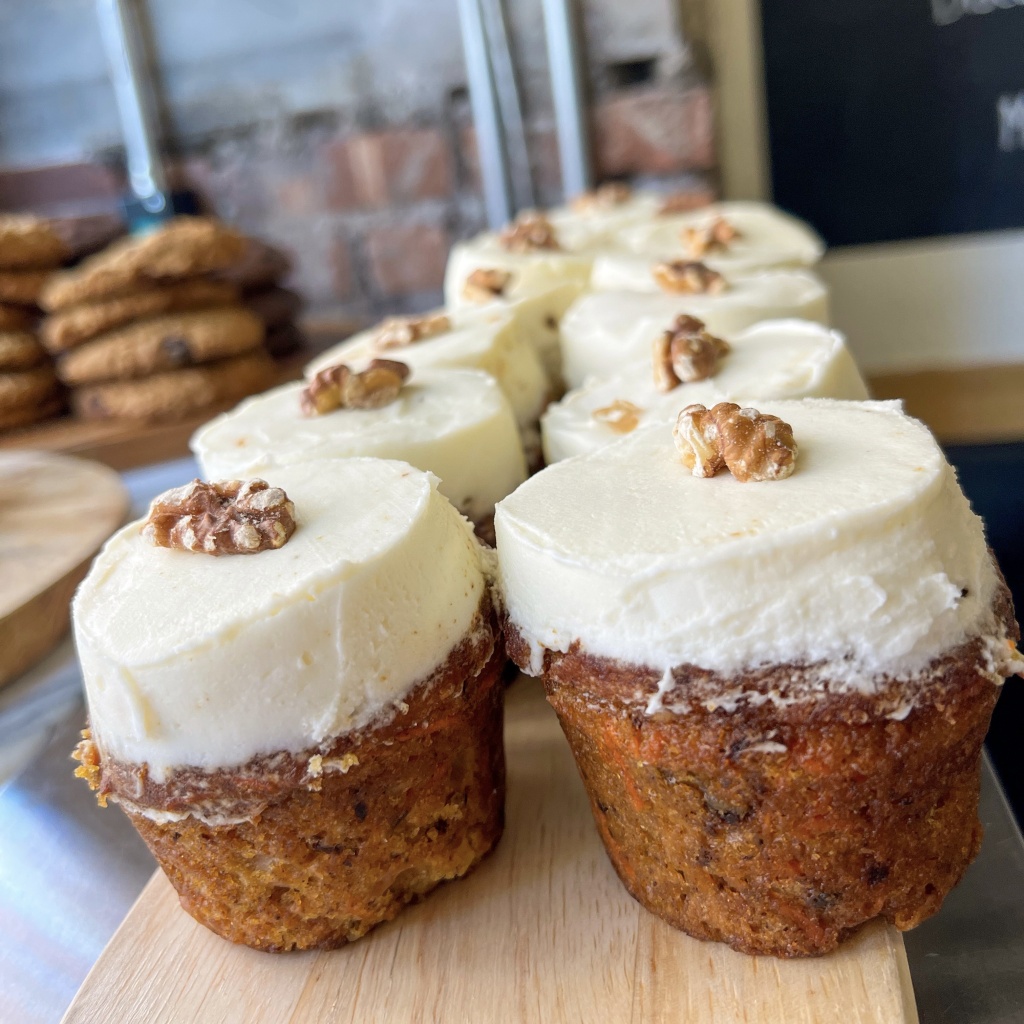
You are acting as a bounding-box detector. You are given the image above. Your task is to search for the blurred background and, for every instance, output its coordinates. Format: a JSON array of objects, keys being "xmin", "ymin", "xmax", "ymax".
[{"xmin": 1, "ymin": 2, "xmax": 1023, "ymax": 1021}]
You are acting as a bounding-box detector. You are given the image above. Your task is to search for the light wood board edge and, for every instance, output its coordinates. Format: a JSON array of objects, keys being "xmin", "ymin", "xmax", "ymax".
[
  {"xmin": 868, "ymin": 363, "xmax": 1024, "ymax": 445},
  {"xmin": 62, "ymin": 682, "xmax": 917, "ymax": 1024}
]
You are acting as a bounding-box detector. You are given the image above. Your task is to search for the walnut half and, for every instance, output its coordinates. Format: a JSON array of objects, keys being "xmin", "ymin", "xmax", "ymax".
[
  {"xmin": 571, "ymin": 182, "xmax": 632, "ymax": 212},
  {"xmin": 652, "ymin": 315, "xmax": 731, "ymax": 392},
  {"xmin": 301, "ymin": 359, "xmax": 410, "ymax": 416},
  {"xmin": 682, "ymin": 217, "xmax": 740, "ymax": 259},
  {"xmin": 371, "ymin": 312, "xmax": 450, "ymax": 350},
  {"xmin": 143, "ymin": 479, "xmax": 297, "ymax": 555},
  {"xmin": 499, "ymin": 210, "xmax": 560, "ymax": 252},
  {"xmin": 652, "ymin": 260, "xmax": 727, "ymax": 295},
  {"xmin": 592, "ymin": 398, "xmax": 643, "ymax": 434},
  {"xmin": 462, "ymin": 267, "xmax": 512, "ymax": 304},
  {"xmin": 673, "ymin": 402, "xmax": 797, "ymax": 482}
]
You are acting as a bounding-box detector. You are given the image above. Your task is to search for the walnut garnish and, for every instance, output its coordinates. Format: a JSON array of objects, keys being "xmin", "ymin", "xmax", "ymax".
[
  {"xmin": 301, "ymin": 359, "xmax": 410, "ymax": 416},
  {"xmin": 461, "ymin": 267, "xmax": 512, "ymax": 303},
  {"xmin": 499, "ymin": 210, "xmax": 560, "ymax": 252},
  {"xmin": 673, "ymin": 402, "xmax": 797, "ymax": 482},
  {"xmin": 593, "ymin": 399, "xmax": 643, "ymax": 434},
  {"xmin": 571, "ymin": 182, "xmax": 632, "ymax": 212},
  {"xmin": 653, "ymin": 315, "xmax": 731, "ymax": 392},
  {"xmin": 652, "ymin": 260, "xmax": 727, "ymax": 295},
  {"xmin": 371, "ymin": 312, "xmax": 450, "ymax": 350},
  {"xmin": 658, "ymin": 191, "xmax": 713, "ymax": 216},
  {"xmin": 143, "ymin": 479, "xmax": 297, "ymax": 555},
  {"xmin": 72, "ymin": 729, "xmax": 106, "ymax": 806},
  {"xmin": 682, "ymin": 217, "xmax": 740, "ymax": 258}
]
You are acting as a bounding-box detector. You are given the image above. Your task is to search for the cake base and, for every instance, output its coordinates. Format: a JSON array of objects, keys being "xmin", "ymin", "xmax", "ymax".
[
  {"xmin": 507, "ymin": 591, "xmax": 1017, "ymax": 958},
  {"xmin": 81, "ymin": 619, "xmax": 506, "ymax": 952}
]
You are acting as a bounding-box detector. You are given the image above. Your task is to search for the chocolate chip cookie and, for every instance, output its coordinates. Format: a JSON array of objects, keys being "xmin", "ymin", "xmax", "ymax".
[
  {"xmin": 0, "ymin": 365, "xmax": 59, "ymax": 415},
  {"xmin": 57, "ymin": 308, "xmax": 265, "ymax": 385},
  {"xmin": 215, "ymin": 237, "xmax": 292, "ymax": 292}
]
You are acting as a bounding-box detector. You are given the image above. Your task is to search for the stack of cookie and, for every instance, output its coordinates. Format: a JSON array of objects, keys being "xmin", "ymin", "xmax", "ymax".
[
  {"xmin": 0, "ymin": 216, "xmax": 67, "ymax": 433},
  {"xmin": 39, "ymin": 217, "xmax": 277, "ymax": 424},
  {"xmin": 219, "ymin": 238, "xmax": 305, "ymax": 359}
]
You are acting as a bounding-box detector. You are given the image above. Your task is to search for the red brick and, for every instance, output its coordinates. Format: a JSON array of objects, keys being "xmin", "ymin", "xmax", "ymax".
[
  {"xmin": 324, "ymin": 138, "xmax": 361, "ymax": 210},
  {"xmin": 274, "ymin": 173, "xmax": 320, "ymax": 216},
  {"xmin": 366, "ymin": 221, "xmax": 449, "ymax": 296},
  {"xmin": 593, "ymin": 85, "xmax": 715, "ymax": 177},
  {"xmin": 0, "ymin": 162, "xmax": 122, "ymax": 213},
  {"xmin": 329, "ymin": 235, "xmax": 356, "ymax": 301},
  {"xmin": 327, "ymin": 128, "xmax": 454, "ymax": 210},
  {"xmin": 458, "ymin": 125, "xmax": 481, "ymax": 193}
]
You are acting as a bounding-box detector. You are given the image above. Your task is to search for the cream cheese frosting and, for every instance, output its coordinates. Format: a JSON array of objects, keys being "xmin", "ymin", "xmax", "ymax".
[
  {"xmin": 74, "ymin": 458, "xmax": 489, "ymax": 782},
  {"xmin": 560, "ymin": 275, "xmax": 830, "ymax": 388},
  {"xmin": 191, "ymin": 368, "xmax": 526, "ymax": 526},
  {"xmin": 444, "ymin": 233, "xmax": 596, "ymax": 310},
  {"xmin": 446, "ymin": 281, "xmax": 582, "ymax": 387},
  {"xmin": 612, "ymin": 200, "xmax": 825, "ymax": 273},
  {"xmin": 305, "ymin": 308, "xmax": 550, "ymax": 447},
  {"xmin": 542, "ymin": 320, "xmax": 869, "ymax": 463},
  {"xmin": 497, "ymin": 400, "xmax": 1007, "ymax": 691}
]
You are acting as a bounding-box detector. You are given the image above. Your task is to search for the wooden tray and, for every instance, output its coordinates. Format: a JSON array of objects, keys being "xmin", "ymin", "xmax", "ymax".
[
  {"xmin": 62, "ymin": 679, "xmax": 918, "ymax": 1024},
  {"xmin": 0, "ymin": 451, "xmax": 129, "ymax": 689}
]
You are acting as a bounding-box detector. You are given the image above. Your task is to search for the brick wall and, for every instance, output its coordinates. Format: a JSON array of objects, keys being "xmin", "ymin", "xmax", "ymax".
[
  {"xmin": 180, "ymin": 82, "xmax": 715, "ymax": 319},
  {"xmin": 0, "ymin": 79, "xmax": 714, "ymax": 321}
]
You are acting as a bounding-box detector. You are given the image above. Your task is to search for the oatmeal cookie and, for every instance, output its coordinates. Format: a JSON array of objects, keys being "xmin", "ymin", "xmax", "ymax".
[
  {"xmin": 0, "ymin": 365, "xmax": 58, "ymax": 413},
  {"xmin": 0, "ymin": 304, "xmax": 35, "ymax": 331},
  {"xmin": 244, "ymin": 286, "xmax": 302, "ymax": 331},
  {"xmin": 40, "ymin": 217, "xmax": 246, "ymax": 311},
  {"xmin": 0, "ymin": 270, "xmax": 49, "ymax": 306},
  {"xmin": 40, "ymin": 279, "xmax": 239, "ymax": 353},
  {"xmin": 0, "ymin": 395, "xmax": 63, "ymax": 432},
  {"xmin": 0, "ymin": 331, "xmax": 46, "ymax": 371},
  {"xmin": 58, "ymin": 308, "xmax": 264, "ymax": 385},
  {"xmin": 0, "ymin": 215, "xmax": 68, "ymax": 270},
  {"xmin": 215, "ymin": 237, "xmax": 292, "ymax": 292},
  {"xmin": 71, "ymin": 351, "xmax": 275, "ymax": 422}
]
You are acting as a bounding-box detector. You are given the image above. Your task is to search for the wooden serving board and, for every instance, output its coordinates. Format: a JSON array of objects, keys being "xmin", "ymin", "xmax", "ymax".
[
  {"xmin": 62, "ymin": 680, "xmax": 918, "ymax": 1024},
  {"xmin": 0, "ymin": 451, "xmax": 129, "ymax": 688}
]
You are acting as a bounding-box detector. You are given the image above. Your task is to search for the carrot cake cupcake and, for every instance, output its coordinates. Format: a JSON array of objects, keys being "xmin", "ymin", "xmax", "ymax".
[
  {"xmin": 542, "ymin": 319, "xmax": 867, "ymax": 463},
  {"xmin": 306, "ymin": 308, "xmax": 550, "ymax": 465},
  {"xmin": 73, "ymin": 459, "xmax": 505, "ymax": 951},
  {"xmin": 192, "ymin": 366, "xmax": 526, "ymax": 543},
  {"xmin": 611, "ymin": 200, "xmax": 825, "ymax": 273},
  {"xmin": 495, "ymin": 399, "xmax": 1023, "ymax": 957},
  {"xmin": 560, "ymin": 270, "xmax": 829, "ymax": 388}
]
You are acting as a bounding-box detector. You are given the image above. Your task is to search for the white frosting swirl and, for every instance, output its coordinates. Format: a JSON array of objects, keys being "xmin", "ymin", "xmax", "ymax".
[
  {"xmin": 191, "ymin": 369, "xmax": 526, "ymax": 525},
  {"xmin": 75, "ymin": 459, "xmax": 489, "ymax": 780},
  {"xmin": 497, "ymin": 400, "xmax": 1004, "ymax": 687},
  {"xmin": 542, "ymin": 320, "xmax": 869, "ymax": 463},
  {"xmin": 560, "ymin": 275, "xmax": 830, "ymax": 388}
]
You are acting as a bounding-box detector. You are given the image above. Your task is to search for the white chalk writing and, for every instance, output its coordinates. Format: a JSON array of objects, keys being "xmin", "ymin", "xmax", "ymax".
[
  {"xmin": 998, "ymin": 92, "xmax": 1024, "ymax": 150},
  {"xmin": 932, "ymin": 0, "xmax": 1024, "ymax": 26}
]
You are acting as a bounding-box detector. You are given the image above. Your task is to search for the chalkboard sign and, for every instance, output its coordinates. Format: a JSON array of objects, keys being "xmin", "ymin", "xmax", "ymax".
[{"xmin": 761, "ymin": 0, "xmax": 1024, "ymax": 247}]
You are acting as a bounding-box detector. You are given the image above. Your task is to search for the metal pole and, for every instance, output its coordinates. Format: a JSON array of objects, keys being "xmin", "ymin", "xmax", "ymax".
[
  {"xmin": 478, "ymin": 0, "xmax": 535, "ymax": 211},
  {"xmin": 457, "ymin": 0, "xmax": 515, "ymax": 228},
  {"xmin": 95, "ymin": 0, "xmax": 170, "ymax": 214},
  {"xmin": 541, "ymin": 0, "xmax": 592, "ymax": 198}
]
